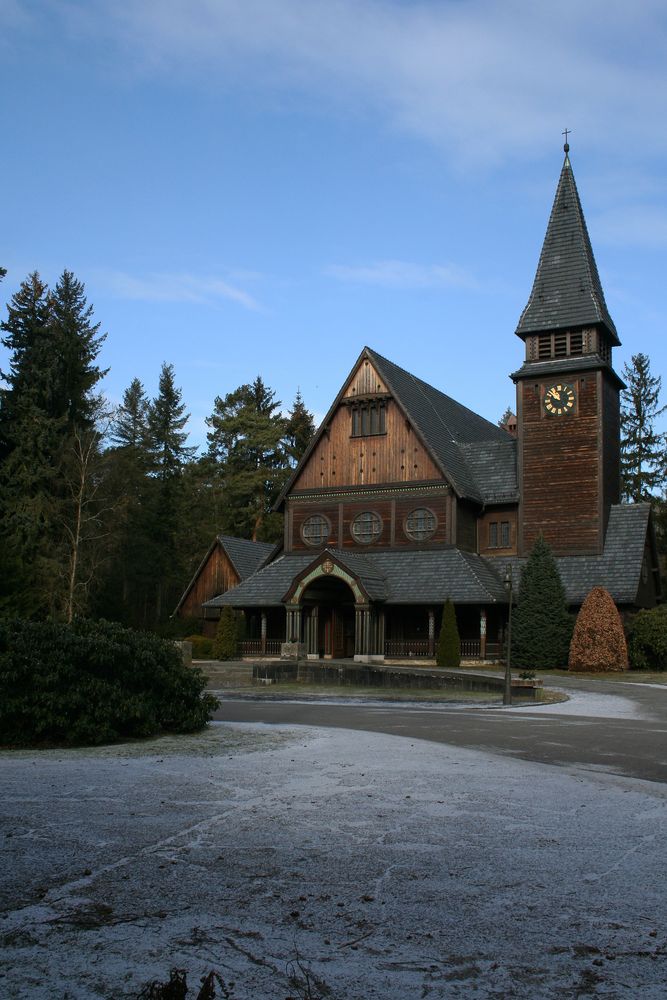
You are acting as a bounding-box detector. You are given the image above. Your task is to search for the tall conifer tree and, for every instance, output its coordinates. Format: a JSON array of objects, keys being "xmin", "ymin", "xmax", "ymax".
[
  {"xmin": 620, "ymin": 353, "xmax": 666, "ymax": 502},
  {"xmin": 512, "ymin": 536, "xmax": 573, "ymax": 669},
  {"xmin": 206, "ymin": 376, "xmax": 288, "ymax": 541}
]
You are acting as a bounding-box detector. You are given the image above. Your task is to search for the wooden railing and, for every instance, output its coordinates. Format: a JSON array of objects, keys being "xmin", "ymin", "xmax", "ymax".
[
  {"xmin": 384, "ymin": 639, "xmax": 499, "ymax": 661},
  {"xmin": 239, "ymin": 640, "xmax": 283, "ymax": 656},
  {"xmin": 384, "ymin": 639, "xmax": 430, "ymax": 657}
]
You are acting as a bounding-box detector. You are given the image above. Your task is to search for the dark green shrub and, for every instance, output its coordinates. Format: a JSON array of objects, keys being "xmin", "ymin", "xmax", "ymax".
[
  {"xmin": 214, "ymin": 607, "xmax": 239, "ymax": 660},
  {"xmin": 627, "ymin": 605, "xmax": 667, "ymax": 671},
  {"xmin": 436, "ymin": 600, "xmax": 461, "ymax": 668},
  {"xmin": 512, "ymin": 536, "xmax": 573, "ymax": 669},
  {"xmin": 186, "ymin": 634, "xmax": 215, "ymax": 659},
  {"xmin": 0, "ymin": 618, "xmax": 219, "ymax": 746}
]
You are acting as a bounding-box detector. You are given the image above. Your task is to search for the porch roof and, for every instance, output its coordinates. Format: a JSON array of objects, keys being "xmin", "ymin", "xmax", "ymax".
[{"xmin": 204, "ymin": 546, "xmax": 508, "ymax": 608}]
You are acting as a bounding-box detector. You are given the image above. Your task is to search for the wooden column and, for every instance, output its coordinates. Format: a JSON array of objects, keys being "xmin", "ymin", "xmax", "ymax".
[
  {"xmin": 261, "ymin": 611, "xmax": 267, "ymax": 655},
  {"xmin": 377, "ymin": 608, "xmax": 386, "ymax": 657},
  {"xmin": 313, "ymin": 606, "xmax": 319, "ymax": 655},
  {"xmin": 286, "ymin": 604, "xmax": 302, "ymax": 642},
  {"xmin": 355, "ymin": 604, "xmax": 371, "ymax": 655},
  {"xmin": 480, "ymin": 608, "xmax": 487, "ymax": 660}
]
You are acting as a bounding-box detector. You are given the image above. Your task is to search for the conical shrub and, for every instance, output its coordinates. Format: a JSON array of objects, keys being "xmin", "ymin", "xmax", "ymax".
[
  {"xmin": 436, "ymin": 599, "xmax": 461, "ymax": 668},
  {"xmin": 568, "ymin": 587, "xmax": 628, "ymax": 672}
]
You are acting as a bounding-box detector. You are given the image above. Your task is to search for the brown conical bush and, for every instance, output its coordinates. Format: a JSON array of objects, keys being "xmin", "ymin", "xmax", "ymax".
[{"xmin": 568, "ymin": 586, "xmax": 628, "ymax": 673}]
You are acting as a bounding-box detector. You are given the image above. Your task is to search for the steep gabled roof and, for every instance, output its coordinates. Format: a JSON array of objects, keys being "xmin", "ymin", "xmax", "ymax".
[
  {"xmin": 516, "ymin": 152, "xmax": 620, "ymax": 344},
  {"xmin": 275, "ymin": 347, "xmax": 516, "ymax": 506}
]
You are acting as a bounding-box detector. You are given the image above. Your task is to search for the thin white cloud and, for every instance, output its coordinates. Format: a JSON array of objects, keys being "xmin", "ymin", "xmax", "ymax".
[
  {"xmin": 95, "ymin": 270, "xmax": 261, "ymax": 310},
  {"xmin": 326, "ymin": 259, "xmax": 478, "ymax": 290},
  {"xmin": 50, "ymin": 0, "xmax": 667, "ymax": 167}
]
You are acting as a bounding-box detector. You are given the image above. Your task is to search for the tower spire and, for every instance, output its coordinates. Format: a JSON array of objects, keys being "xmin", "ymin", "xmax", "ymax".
[{"xmin": 515, "ymin": 151, "xmax": 619, "ymax": 345}]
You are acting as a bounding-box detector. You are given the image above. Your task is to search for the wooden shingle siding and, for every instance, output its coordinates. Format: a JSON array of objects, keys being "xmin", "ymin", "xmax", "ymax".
[
  {"xmin": 292, "ymin": 399, "xmax": 443, "ymax": 492},
  {"xmin": 520, "ymin": 375, "xmax": 601, "ymax": 555}
]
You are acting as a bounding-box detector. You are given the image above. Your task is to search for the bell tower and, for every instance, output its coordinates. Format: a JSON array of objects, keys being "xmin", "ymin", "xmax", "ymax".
[{"xmin": 512, "ymin": 144, "xmax": 624, "ymax": 557}]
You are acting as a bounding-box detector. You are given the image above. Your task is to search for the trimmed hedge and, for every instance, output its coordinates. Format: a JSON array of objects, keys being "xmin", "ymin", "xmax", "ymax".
[
  {"xmin": 0, "ymin": 618, "xmax": 219, "ymax": 746},
  {"xmin": 186, "ymin": 634, "xmax": 215, "ymax": 659}
]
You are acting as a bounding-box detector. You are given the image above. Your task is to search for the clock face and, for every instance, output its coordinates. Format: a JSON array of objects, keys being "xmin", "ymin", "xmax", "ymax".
[{"xmin": 543, "ymin": 382, "xmax": 576, "ymax": 416}]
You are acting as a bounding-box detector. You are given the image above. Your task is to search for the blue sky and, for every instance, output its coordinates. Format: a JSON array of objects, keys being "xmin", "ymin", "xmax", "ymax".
[{"xmin": 2, "ymin": 0, "xmax": 667, "ymax": 448}]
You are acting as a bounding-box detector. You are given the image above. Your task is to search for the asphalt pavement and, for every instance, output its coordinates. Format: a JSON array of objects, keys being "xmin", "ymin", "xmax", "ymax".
[{"xmin": 213, "ymin": 674, "xmax": 667, "ymax": 784}]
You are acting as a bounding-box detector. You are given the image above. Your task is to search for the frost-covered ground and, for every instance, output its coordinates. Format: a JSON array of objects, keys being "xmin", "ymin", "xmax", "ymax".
[{"xmin": 1, "ymin": 720, "xmax": 666, "ymax": 999}]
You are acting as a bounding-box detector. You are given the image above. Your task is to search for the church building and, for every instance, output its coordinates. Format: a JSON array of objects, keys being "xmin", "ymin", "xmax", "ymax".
[{"xmin": 186, "ymin": 148, "xmax": 661, "ymax": 660}]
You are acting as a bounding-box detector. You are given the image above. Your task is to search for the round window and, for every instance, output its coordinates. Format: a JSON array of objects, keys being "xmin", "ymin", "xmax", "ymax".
[
  {"xmin": 351, "ymin": 511, "xmax": 383, "ymax": 544},
  {"xmin": 301, "ymin": 514, "xmax": 331, "ymax": 547},
  {"xmin": 405, "ymin": 507, "xmax": 437, "ymax": 542}
]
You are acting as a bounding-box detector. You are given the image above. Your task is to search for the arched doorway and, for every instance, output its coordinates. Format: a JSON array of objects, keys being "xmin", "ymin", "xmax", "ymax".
[{"xmin": 301, "ymin": 576, "xmax": 356, "ymax": 658}]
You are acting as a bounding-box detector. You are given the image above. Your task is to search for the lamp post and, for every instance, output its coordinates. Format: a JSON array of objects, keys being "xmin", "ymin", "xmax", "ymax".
[{"xmin": 503, "ymin": 564, "xmax": 513, "ymax": 706}]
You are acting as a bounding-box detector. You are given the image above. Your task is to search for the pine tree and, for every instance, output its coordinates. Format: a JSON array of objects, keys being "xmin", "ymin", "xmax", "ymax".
[
  {"xmin": 436, "ymin": 599, "xmax": 461, "ymax": 668},
  {"xmin": 620, "ymin": 353, "xmax": 666, "ymax": 502},
  {"xmin": 0, "ymin": 272, "xmax": 52, "ymax": 460},
  {"xmin": 145, "ymin": 363, "xmax": 195, "ymax": 623},
  {"xmin": 285, "ymin": 389, "xmax": 316, "ymax": 467},
  {"xmin": 111, "ymin": 378, "xmax": 150, "ymax": 452},
  {"xmin": 568, "ymin": 587, "xmax": 628, "ymax": 673},
  {"xmin": 48, "ymin": 269, "xmax": 107, "ymax": 428},
  {"xmin": 206, "ymin": 376, "xmax": 288, "ymax": 541},
  {"xmin": 0, "ymin": 271, "xmax": 108, "ymax": 618},
  {"xmin": 148, "ymin": 363, "xmax": 194, "ymax": 479},
  {"xmin": 512, "ymin": 536, "xmax": 573, "ymax": 669}
]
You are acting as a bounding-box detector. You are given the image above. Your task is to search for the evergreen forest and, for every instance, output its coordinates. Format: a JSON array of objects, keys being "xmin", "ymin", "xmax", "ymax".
[{"xmin": 0, "ymin": 269, "xmax": 315, "ymax": 632}]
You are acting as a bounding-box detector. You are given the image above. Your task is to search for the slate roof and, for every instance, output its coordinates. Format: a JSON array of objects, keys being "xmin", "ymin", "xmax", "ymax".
[
  {"xmin": 516, "ymin": 152, "xmax": 619, "ymax": 344},
  {"xmin": 220, "ymin": 535, "xmax": 275, "ymax": 580},
  {"xmin": 510, "ymin": 354, "xmax": 625, "ymax": 389},
  {"xmin": 206, "ymin": 546, "xmax": 508, "ymax": 607},
  {"xmin": 317, "ymin": 549, "xmax": 389, "ymax": 602},
  {"xmin": 458, "ymin": 439, "xmax": 518, "ymax": 502},
  {"xmin": 486, "ymin": 504, "xmax": 651, "ymax": 605},
  {"xmin": 276, "ymin": 346, "xmax": 518, "ymax": 506}
]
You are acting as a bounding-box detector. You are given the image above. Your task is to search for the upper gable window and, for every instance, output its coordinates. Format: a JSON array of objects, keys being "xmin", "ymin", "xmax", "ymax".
[{"xmin": 351, "ymin": 401, "xmax": 386, "ymax": 437}]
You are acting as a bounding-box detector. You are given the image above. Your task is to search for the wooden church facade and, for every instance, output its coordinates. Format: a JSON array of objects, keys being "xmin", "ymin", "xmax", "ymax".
[{"xmin": 183, "ymin": 149, "xmax": 661, "ymax": 660}]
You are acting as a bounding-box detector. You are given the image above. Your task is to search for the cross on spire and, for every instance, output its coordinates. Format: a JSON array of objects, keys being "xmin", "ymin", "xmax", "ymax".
[{"xmin": 562, "ymin": 128, "xmax": 571, "ymax": 153}]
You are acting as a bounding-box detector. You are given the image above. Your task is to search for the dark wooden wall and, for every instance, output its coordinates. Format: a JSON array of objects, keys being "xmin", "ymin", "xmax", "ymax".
[
  {"xmin": 519, "ymin": 373, "xmax": 602, "ymax": 556},
  {"xmin": 179, "ymin": 543, "xmax": 240, "ymax": 619},
  {"xmin": 477, "ymin": 506, "xmax": 518, "ymax": 556},
  {"xmin": 287, "ymin": 491, "xmax": 450, "ymax": 552}
]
